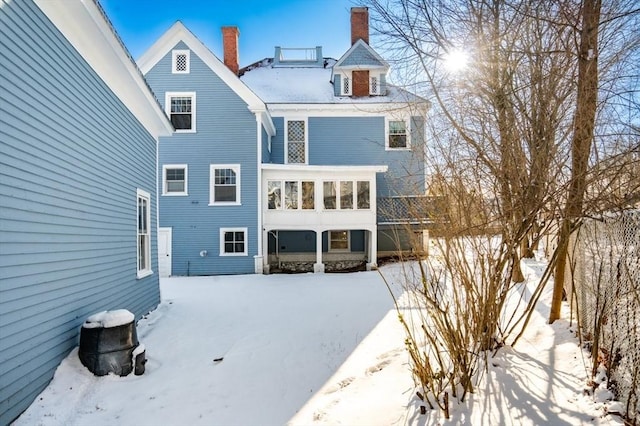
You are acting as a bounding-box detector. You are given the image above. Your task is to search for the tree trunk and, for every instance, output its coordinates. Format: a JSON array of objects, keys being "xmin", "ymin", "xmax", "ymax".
[{"xmin": 549, "ymin": 0, "xmax": 601, "ymax": 323}]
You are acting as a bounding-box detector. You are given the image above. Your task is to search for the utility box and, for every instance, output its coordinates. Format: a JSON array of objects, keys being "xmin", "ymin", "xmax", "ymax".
[{"xmin": 78, "ymin": 309, "xmax": 146, "ymax": 376}]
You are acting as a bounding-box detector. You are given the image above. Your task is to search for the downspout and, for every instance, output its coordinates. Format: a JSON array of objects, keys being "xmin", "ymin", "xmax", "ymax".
[{"xmin": 255, "ymin": 112, "xmax": 263, "ymax": 273}]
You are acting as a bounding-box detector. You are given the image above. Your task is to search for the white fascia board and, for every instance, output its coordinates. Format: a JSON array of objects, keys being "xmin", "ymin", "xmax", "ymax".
[
  {"xmin": 249, "ymin": 107, "xmax": 276, "ymax": 137},
  {"xmin": 266, "ymin": 103, "xmax": 422, "ymax": 116},
  {"xmin": 137, "ymin": 22, "xmax": 267, "ymax": 114},
  {"xmin": 261, "ymin": 164, "xmax": 388, "ymax": 173},
  {"xmin": 34, "ymin": 0, "xmax": 173, "ymax": 139}
]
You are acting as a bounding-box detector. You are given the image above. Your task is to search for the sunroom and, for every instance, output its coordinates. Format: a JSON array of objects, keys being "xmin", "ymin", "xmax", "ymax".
[{"xmin": 261, "ymin": 164, "xmax": 387, "ymax": 273}]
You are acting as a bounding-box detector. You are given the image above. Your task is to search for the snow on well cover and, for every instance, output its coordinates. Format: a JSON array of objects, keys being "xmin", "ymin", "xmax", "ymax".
[{"xmin": 82, "ymin": 309, "xmax": 135, "ymax": 329}]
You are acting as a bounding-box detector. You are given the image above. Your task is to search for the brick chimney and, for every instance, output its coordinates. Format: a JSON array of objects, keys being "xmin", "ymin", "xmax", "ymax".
[
  {"xmin": 350, "ymin": 7, "xmax": 369, "ymax": 45},
  {"xmin": 222, "ymin": 26, "xmax": 239, "ymax": 75}
]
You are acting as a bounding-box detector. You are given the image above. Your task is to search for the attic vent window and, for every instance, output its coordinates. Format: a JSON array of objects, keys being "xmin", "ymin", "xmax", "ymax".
[
  {"xmin": 342, "ymin": 75, "xmax": 351, "ymax": 95},
  {"xmin": 370, "ymin": 76, "xmax": 378, "ymax": 95},
  {"xmin": 172, "ymin": 50, "xmax": 190, "ymax": 74},
  {"xmin": 286, "ymin": 119, "xmax": 306, "ymax": 164}
]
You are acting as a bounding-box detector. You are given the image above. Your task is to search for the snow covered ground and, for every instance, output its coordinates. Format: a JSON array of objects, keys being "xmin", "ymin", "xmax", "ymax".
[{"xmin": 14, "ymin": 260, "xmax": 626, "ymax": 425}]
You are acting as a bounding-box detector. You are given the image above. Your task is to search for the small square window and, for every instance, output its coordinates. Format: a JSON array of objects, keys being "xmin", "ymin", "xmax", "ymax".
[
  {"xmin": 163, "ymin": 165, "xmax": 188, "ymax": 195},
  {"xmin": 220, "ymin": 228, "xmax": 247, "ymax": 256},
  {"xmin": 172, "ymin": 50, "xmax": 190, "ymax": 74},
  {"xmin": 388, "ymin": 119, "xmax": 408, "ymax": 149},
  {"xmin": 329, "ymin": 230, "xmax": 350, "ymax": 252}
]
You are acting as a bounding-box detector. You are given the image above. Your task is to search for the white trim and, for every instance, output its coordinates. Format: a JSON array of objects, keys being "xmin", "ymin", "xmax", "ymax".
[
  {"xmin": 171, "ymin": 49, "xmax": 190, "ymax": 74},
  {"xmin": 162, "ymin": 164, "xmax": 188, "ymax": 196},
  {"xmin": 370, "ymin": 75, "xmax": 379, "ymax": 95},
  {"xmin": 165, "ymin": 92, "xmax": 196, "ymax": 133},
  {"xmin": 266, "ymin": 103, "xmax": 418, "ymax": 116},
  {"xmin": 34, "ymin": 0, "xmax": 173, "ymax": 139},
  {"xmin": 261, "ymin": 164, "xmax": 387, "ymax": 173},
  {"xmin": 385, "ymin": 117, "xmax": 411, "ymax": 150},
  {"xmin": 341, "ymin": 72, "xmax": 352, "ymax": 96},
  {"xmin": 284, "ymin": 118, "xmax": 308, "ymax": 164},
  {"xmin": 209, "ymin": 164, "xmax": 241, "ymax": 206},
  {"xmin": 220, "ymin": 227, "xmax": 248, "ymax": 256},
  {"xmin": 328, "ymin": 230, "xmax": 351, "ymax": 252},
  {"xmin": 136, "ymin": 188, "xmax": 153, "ymax": 279}
]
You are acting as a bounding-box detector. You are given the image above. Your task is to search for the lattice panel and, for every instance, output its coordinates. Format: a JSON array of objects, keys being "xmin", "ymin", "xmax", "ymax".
[
  {"xmin": 288, "ymin": 121, "xmax": 305, "ymax": 142},
  {"xmin": 288, "ymin": 141, "xmax": 305, "ymax": 164}
]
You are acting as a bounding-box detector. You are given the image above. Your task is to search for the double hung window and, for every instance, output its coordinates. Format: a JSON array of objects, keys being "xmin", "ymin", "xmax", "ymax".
[
  {"xmin": 162, "ymin": 165, "xmax": 188, "ymax": 195},
  {"xmin": 387, "ymin": 119, "xmax": 408, "ymax": 149},
  {"xmin": 137, "ymin": 189, "xmax": 152, "ymax": 278},
  {"xmin": 166, "ymin": 92, "xmax": 196, "ymax": 132},
  {"xmin": 210, "ymin": 165, "xmax": 241, "ymax": 205}
]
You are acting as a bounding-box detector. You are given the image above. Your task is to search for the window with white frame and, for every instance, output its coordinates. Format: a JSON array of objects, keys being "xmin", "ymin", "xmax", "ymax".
[
  {"xmin": 322, "ymin": 180, "xmax": 371, "ymax": 210},
  {"xmin": 137, "ymin": 189, "xmax": 152, "ymax": 278},
  {"xmin": 220, "ymin": 228, "xmax": 247, "ymax": 256},
  {"xmin": 342, "ymin": 73, "xmax": 352, "ymax": 95},
  {"xmin": 340, "ymin": 181, "xmax": 353, "ymax": 209},
  {"xmin": 165, "ymin": 92, "xmax": 195, "ymax": 132},
  {"xmin": 286, "ymin": 119, "xmax": 306, "ymax": 164},
  {"xmin": 162, "ymin": 164, "xmax": 188, "ymax": 195},
  {"xmin": 172, "ymin": 49, "xmax": 190, "ymax": 74},
  {"xmin": 268, "ymin": 180, "xmax": 315, "ymax": 210},
  {"xmin": 370, "ymin": 76, "xmax": 379, "ymax": 95},
  {"xmin": 210, "ymin": 165, "xmax": 240, "ymax": 205},
  {"xmin": 357, "ymin": 181, "xmax": 370, "ymax": 209},
  {"xmin": 329, "ymin": 230, "xmax": 350, "ymax": 252},
  {"xmin": 387, "ymin": 119, "xmax": 409, "ymax": 149},
  {"xmin": 323, "ymin": 181, "xmax": 336, "ymax": 209}
]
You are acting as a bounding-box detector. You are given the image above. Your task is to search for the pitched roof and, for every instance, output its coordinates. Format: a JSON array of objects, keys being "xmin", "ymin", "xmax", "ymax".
[
  {"xmin": 137, "ymin": 21, "xmax": 274, "ymax": 133},
  {"xmin": 34, "ymin": 0, "xmax": 173, "ymax": 139},
  {"xmin": 241, "ymin": 58, "xmax": 426, "ymax": 107},
  {"xmin": 333, "ymin": 39, "xmax": 389, "ymax": 70}
]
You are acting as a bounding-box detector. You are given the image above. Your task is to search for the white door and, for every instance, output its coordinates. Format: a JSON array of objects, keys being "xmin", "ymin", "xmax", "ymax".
[{"xmin": 158, "ymin": 227, "xmax": 172, "ymax": 277}]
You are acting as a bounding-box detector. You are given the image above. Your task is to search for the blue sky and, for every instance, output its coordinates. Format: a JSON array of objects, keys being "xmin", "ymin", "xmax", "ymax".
[{"xmin": 100, "ymin": 0, "xmax": 357, "ymax": 65}]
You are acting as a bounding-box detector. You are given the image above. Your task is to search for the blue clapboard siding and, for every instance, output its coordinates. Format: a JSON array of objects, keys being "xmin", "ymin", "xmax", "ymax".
[
  {"xmin": 0, "ymin": 1, "xmax": 160, "ymax": 424},
  {"xmin": 262, "ymin": 127, "xmax": 271, "ymax": 163},
  {"xmin": 269, "ymin": 116, "xmax": 425, "ymax": 197},
  {"xmin": 145, "ymin": 42, "xmax": 258, "ymax": 275},
  {"xmin": 268, "ymin": 230, "xmax": 365, "ymax": 253},
  {"xmin": 338, "ymin": 43, "xmax": 386, "ymax": 67}
]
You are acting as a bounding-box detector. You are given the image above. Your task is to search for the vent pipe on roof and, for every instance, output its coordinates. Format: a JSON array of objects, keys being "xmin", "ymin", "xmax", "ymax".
[
  {"xmin": 350, "ymin": 7, "xmax": 369, "ymax": 45},
  {"xmin": 222, "ymin": 26, "xmax": 240, "ymax": 75}
]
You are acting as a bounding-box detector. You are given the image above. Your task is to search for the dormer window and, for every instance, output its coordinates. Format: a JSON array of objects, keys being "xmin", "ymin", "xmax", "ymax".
[
  {"xmin": 342, "ymin": 74, "xmax": 351, "ymax": 95},
  {"xmin": 172, "ymin": 49, "xmax": 190, "ymax": 74},
  {"xmin": 370, "ymin": 76, "xmax": 379, "ymax": 95}
]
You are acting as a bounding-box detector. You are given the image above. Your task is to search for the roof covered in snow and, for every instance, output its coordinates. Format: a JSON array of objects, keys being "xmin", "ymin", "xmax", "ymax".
[{"xmin": 240, "ymin": 57, "xmax": 427, "ymax": 105}]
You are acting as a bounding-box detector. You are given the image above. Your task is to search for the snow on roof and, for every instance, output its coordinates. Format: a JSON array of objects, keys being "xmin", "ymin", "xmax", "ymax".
[{"xmin": 240, "ymin": 58, "xmax": 426, "ymax": 105}]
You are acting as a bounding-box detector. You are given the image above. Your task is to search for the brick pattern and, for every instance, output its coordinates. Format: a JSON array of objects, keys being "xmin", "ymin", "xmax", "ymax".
[
  {"xmin": 350, "ymin": 7, "xmax": 369, "ymax": 45},
  {"xmin": 222, "ymin": 26, "xmax": 239, "ymax": 75},
  {"xmin": 352, "ymin": 70, "xmax": 370, "ymax": 97}
]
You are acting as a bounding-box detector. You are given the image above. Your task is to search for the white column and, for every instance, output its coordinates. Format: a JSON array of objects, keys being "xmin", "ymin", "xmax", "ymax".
[
  {"xmin": 366, "ymin": 228, "xmax": 378, "ymax": 271},
  {"xmin": 313, "ymin": 230, "xmax": 325, "ymax": 273}
]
